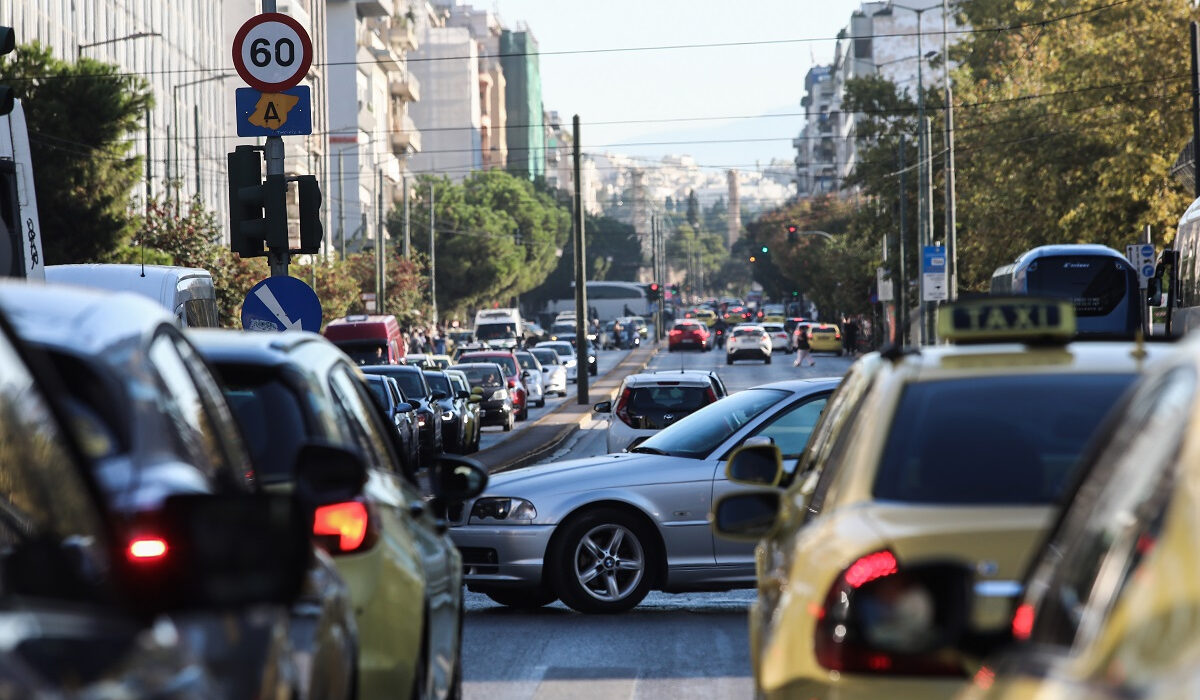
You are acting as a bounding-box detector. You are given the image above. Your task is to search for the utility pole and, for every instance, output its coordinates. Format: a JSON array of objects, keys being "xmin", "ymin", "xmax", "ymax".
[
  {"xmin": 336, "ymin": 150, "xmax": 345, "ymax": 261},
  {"xmin": 402, "ymin": 175, "xmax": 411, "ymax": 259},
  {"xmin": 262, "ymin": 0, "xmax": 288, "ymax": 278},
  {"xmin": 572, "ymin": 115, "xmax": 589, "ymax": 404},
  {"xmin": 145, "ymin": 107, "xmax": 152, "ymax": 215},
  {"xmin": 193, "ymin": 105, "xmax": 201, "ymax": 200},
  {"xmin": 923, "ymin": 115, "xmax": 935, "ymax": 344},
  {"xmin": 898, "ymin": 134, "xmax": 908, "ymax": 346},
  {"xmin": 377, "ymin": 169, "xmax": 385, "ymax": 312},
  {"xmin": 1192, "ymin": 21, "xmax": 1200, "ymax": 201},
  {"xmin": 943, "ymin": 0, "xmax": 957, "ymax": 301},
  {"xmin": 429, "ymin": 182, "xmax": 437, "ymax": 325},
  {"xmin": 651, "ymin": 214, "xmax": 659, "ymax": 340}
]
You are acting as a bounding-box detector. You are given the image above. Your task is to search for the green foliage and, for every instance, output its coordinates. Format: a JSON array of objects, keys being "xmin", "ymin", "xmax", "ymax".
[
  {"xmin": 521, "ymin": 212, "xmax": 643, "ymax": 311},
  {"xmin": 391, "ymin": 170, "xmax": 570, "ymax": 318},
  {"xmin": 0, "ymin": 43, "xmax": 153, "ymax": 264},
  {"xmin": 665, "ymin": 223, "xmax": 727, "ymax": 292}
]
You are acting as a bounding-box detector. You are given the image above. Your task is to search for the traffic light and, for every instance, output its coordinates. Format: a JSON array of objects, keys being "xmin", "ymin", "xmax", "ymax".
[
  {"xmin": 295, "ymin": 175, "xmax": 323, "ymax": 254},
  {"xmin": 787, "ymin": 224, "xmax": 798, "ymax": 244},
  {"xmin": 648, "ymin": 282, "xmax": 661, "ymax": 301},
  {"xmin": 227, "ymin": 146, "xmax": 286, "ymax": 257},
  {"xmin": 761, "ymin": 245, "xmax": 769, "ymax": 254},
  {"xmin": 749, "ymin": 255, "xmax": 757, "ymax": 263},
  {"xmin": 0, "ymin": 26, "xmax": 15, "ymax": 116}
]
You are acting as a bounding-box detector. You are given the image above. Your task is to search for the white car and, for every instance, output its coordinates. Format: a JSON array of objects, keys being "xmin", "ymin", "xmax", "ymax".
[
  {"xmin": 726, "ymin": 325, "xmax": 772, "ymax": 364},
  {"xmin": 761, "ymin": 323, "xmax": 792, "ymax": 353},
  {"xmin": 514, "ymin": 351, "xmax": 547, "ymax": 408},
  {"xmin": 593, "ymin": 370, "xmax": 728, "ymax": 453},
  {"xmin": 530, "ymin": 347, "xmax": 569, "ymax": 397},
  {"xmin": 537, "ymin": 340, "xmax": 578, "ymax": 382}
]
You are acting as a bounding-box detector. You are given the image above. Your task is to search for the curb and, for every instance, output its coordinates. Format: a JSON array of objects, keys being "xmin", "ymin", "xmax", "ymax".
[{"xmin": 474, "ymin": 343, "xmax": 659, "ymax": 473}]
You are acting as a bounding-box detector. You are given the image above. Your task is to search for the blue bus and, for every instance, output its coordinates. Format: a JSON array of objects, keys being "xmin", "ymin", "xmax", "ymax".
[{"xmin": 990, "ymin": 244, "xmax": 1141, "ymax": 338}]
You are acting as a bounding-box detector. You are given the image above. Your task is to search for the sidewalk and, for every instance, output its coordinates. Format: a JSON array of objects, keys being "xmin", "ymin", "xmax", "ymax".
[{"xmin": 473, "ymin": 341, "xmax": 658, "ymax": 473}]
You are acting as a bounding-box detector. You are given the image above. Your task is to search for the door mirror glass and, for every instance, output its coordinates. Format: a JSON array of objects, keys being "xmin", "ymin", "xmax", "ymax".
[
  {"xmin": 469, "ymin": 395, "xmax": 482, "ymax": 404},
  {"xmin": 457, "ymin": 390, "xmax": 470, "ymax": 400},
  {"xmin": 294, "ymin": 442, "xmax": 368, "ymax": 506},
  {"xmin": 408, "ymin": 399, "xmax": 422, "ymax": 409},
  {"xmin": 593, "ymin": 400, "xmax": 612, "ymax": 413},
  {"xmin": 712, "ymin": 491, "xmax": 780, "ymax": 541},
  {"xmin": 395, "ymin": 402, "xmax": 413, "ymax": 414},
  {"xmin": 433, "ymin": 454, "xmax": 488, "ymax": 502},
  {"xmin": 726, "ymin": 443, "xmax": 783, "ymax": 486},
  {"xmin": 472, "ymin": 386, "xmax": 484, "ymax": 395}
]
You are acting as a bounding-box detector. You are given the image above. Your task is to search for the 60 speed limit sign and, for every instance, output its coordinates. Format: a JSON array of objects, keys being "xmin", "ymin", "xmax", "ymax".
[{"xmin": 232, "ymin": 13, "xmax": 313, "ymax": 93}]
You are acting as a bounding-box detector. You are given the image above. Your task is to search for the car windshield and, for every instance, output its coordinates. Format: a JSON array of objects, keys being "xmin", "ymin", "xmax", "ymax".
[
  {"xmin": 424, "ymin": 372, "xmax": 451, "ymax": 396},
  {"xmin": 476, "ymin": 323, "xmax": 517, "ymax": 340},
  {"xmin": 363, "ymin": 367, "xmax": 428, "ymax": 398},
  {"xmin": 532, "ymin": 349, "xmax": 558, "ymax": 366},
  {"xmin": 332, "ymin": 339, "xmax": 388, "ymax": 365},
  {"xmin": 463, "ymin": 355, "xmax": 517, "ymax": 375},
  {"xmin": 551, "ymin": 323, "xmax": 575, "ymax": 335},
  {"xmin": 460, "ymin": 365, "xmax": 504, "ymax": 387},
  {"xmin": 633, "ymin": 388, "xmax": 787, "ymax": 459},
  {"xmin": 364, "ymin": 376, "xmax": 390, "ymax": 407},
  {"xmin": 733, "ymin": 328, "xmax": 761, "ymax": 337},
  {"xmin": 874, "ymin": 374, "xmax": 1133, "ymax": 504},
  {"xmin": 516, "ymin": 353, "xmax": 539, "ymax": 370},
  {"xmin": 548, "ymin": 344, "xmax": 572, "ymax": 357}
]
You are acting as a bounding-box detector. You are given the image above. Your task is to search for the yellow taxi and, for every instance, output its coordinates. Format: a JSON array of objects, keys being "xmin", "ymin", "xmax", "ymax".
[
  {"xmin": 712, "ymin": 298, "xmax": 1168, "ymax": 700},
  {"xmin": 760, "ymin": 304, "xmax": 787, "ymax": 324},
  {"xmin": 804, "ymin": 322, "xmax": 844, "ymax": 354},
  {"xmin": 686, "ymin": 307, "xmax": 718, "ymax": 327},
  {"xmin": 951, "ymin": 330, "xmax": 1200, "ymax": 700}
]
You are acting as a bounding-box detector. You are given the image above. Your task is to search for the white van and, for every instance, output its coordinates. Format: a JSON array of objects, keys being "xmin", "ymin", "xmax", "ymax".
[
  {"xmin": 474, "ymin": 307, "xmax": 522, "ymax": 349},
  {"xmin": 0, "ymin": 101, "xmax": 46, "ymax": 281},
  {"xmin": 45, "ymin": 264, "xmax": 220, "ymax": 327}
]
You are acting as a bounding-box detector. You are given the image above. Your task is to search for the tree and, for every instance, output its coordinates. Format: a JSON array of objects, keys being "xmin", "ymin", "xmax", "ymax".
[
  {"xmin": 521, "ymin": 213, "xmax": 643, "ymax": 312},
  {"xmin": 0, "ymin": 43, "xmax": 153, "ymax": 264},
  {"xmin": 686, "ymin": 190, "xmax": 700, "ymax": 228}
]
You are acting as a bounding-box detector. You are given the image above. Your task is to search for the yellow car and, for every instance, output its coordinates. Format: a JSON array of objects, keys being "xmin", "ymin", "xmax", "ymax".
[
  {"xmin": 686, "ymin": 308, "xmax": 718, "ymax": 327},
  {"xmin": 951, "ymin": 331, "xmax": 1200, "ymax": 700},
  {"xmin": 804, "ymin": 322, "xmax": 844, "ymax": 354},
  {"xmin": 712, "ymin": 298, "xmax": 1167, "ymax": 700}
]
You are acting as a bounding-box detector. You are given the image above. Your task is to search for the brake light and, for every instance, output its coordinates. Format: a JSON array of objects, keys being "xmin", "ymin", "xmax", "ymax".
[
  {"xmin": 836, "ymin": 331, "xmax": 842, "ymax": 340},
  {"xmin": 1011, "ymin": 603, "xmax": 1034, "ymax": 641},
  {"xmin": 670, "ymin": 329, "xmax": 682, "ymax": 336},
  {"xmin": 614, "ymin": 387, "xmax": 634, "ymax": 427},
  {"xmin": 313, "ymin": 501, "xmax": 376, "ymax": 554},
  {"xmin": 127, "ymin": 537, "xmax": 168, "ymax": 563},
  {"xmin": 508, "ymin": 377, "xmax": 517, "ymax": 389},
  {"xmin": 704, "ymin": 387, "xmax": 717, "ymax": 403},
  {"xmin": 814, "ymin": 550, "xmax": 962, "ymax": 677},
  {"xmin": 417, "ymin": 412, "xmax": 428, "ymax": 428}
]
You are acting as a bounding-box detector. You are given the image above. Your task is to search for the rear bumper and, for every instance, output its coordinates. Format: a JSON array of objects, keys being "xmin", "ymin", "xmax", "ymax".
[{"xmin": 478, "ymin": 400, "xmax": 512, "ymax": 426}]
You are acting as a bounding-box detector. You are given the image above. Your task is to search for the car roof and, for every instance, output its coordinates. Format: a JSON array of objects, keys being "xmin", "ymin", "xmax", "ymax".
[
  {"xmin": 360, "ymin": 363, "xmax": 423, "ymax": 374},
  {"xmin": 892, "ymin": 341, "xmax": 1171, "ymax": 378},
  {"xmin": 187, "ymin": 328, "xmax": 334, "ymax": 368},
  {"xmin": 454, "ymin": 362, "xmax": 506, "ymax": 370},
  {"xmin": 0, "ymin": 281, "xmax": 175, "ymax": 355}
]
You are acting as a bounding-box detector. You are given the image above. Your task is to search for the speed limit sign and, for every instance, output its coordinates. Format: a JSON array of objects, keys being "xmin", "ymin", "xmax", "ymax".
[{"xmin": 232, "ymin": 13, "xmax": 313, "ymax": 93}]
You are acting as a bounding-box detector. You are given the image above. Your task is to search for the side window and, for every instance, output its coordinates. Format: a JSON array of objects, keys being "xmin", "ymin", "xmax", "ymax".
[
  {"xmin": 1026, "ymin": 365, "xmax": 1195, "ymax": 652},
  {"xmin": 0, "ymin": 335, "xmax": 107, "ymax": 567},
  {"xmin": 171, "ymin": 336, "xmax": 253, "ymax": 489},
  {"xmin": 748, "ymin": 395, "xmax": 828, "ymax": 460},
  {"xmin": 328, "ymin": 365, "xmax": 396, "ymax": 473},
  {"xmin": 147, "ymin": 333, "xmax": 226, "ymax": 480}
]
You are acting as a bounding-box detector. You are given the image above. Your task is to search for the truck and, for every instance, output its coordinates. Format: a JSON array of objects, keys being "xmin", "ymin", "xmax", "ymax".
[{"xmin": 474, "ymin": 308, "xmax": 523, "ymax": 350}]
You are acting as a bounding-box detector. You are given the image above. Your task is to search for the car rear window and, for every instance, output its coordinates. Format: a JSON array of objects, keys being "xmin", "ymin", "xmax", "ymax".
[
  {"xmin": 221, "ymin": 378, "xmax": 312, "ymax": 482},
  {"xmin": 733, "ymin": 328, "xmax": 761, "ymax": 337},
  {"xmin": 463, "ymin": 355, "xmax": 517, "ymax": 375},
  {"xmin": 532, "ymin": 350, "xmax": 558, "ymax": 366},
  {"xmin": 874, "ymin": 374, "xmax": 1133, "ymax": 505},
  {"xmin": 424, "ymin": 372, "xmax": 451, "ymax": 395},
  {"xmin": 628, "ymin": 386, "xmax": 712, "ymax": 414},
  {"xmin": 516, "ymin": 353, "xmax": 540, "ymax": 370}
]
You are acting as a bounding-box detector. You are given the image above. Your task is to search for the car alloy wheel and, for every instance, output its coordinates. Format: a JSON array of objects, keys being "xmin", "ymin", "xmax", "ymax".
[{"xmin": 551, "ymin": 509, "xmax": 653, "ymax": 613}]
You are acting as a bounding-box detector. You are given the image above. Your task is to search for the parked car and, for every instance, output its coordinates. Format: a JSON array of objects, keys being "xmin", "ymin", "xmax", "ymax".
[
  {"xmin": 361, "ymin": 364, "xmax": 445, "ymax": 459},
  {"xmin": 593, "ymin": 369, "xmax": 728, "ymax": 453},
  {"xmin": 445, "ymin": 369, "xmax": 482, "ymax": 452},
  {"xmin": 324, "ymin": 314, "xmax": 406, "ymax": 364},
  {"xmin": 530, "ymin": 347, "xmax": 569, "ymax": 396},
  {"xmin": 363, "ymin": 373, "xmax": 421, "ymax": 472},
  {"xmin": 515, "ymin": 350, "xmax": 548, "ymax": 408},
  {"xmin": 424, "ymin": 369, "xmax": 473, "ymax": 454},
  {"xmin": 451, "ymin": 378, "xmax": 839, "ymax": 612},
  {"xmin": 457, "ymin": 350, "xmax": 529, "ymax": 420},
  {"xmin": 0, "ymin": 283, "xmax": 350, "ymax": 699},
  {"xmin": 0, "ymin": 300, "xmax": 314, "ymax": 698},
  {"xmin": 667, "ymin": 320, "xmax": 711, "ymax": 352},
  {"xmin": 191, "ymin": 329, "xmax": 489, "ymax": 700},
  {"xmin": 456, "ymin": 362, "xmax": 517, "ymax": 431},
  {"xmin": 726, "ymin": 324, "xmax": 772, "ymax": 364}
]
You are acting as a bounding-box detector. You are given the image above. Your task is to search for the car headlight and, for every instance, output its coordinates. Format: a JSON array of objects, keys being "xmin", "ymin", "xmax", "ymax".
[
  {"xmin": 588, "ymin": 356, "xmax": 596, "ymax": 363},
  {"xmin": 470, "ymin": 497, "xmax": 537, "ymax": 523},
  {"xmin": 441, "ymin": 411, "xmax": 454, "ymax": 421},
  {"xmin": 491, "ymin": 388, "xmax": 509, "ymax": 400}
]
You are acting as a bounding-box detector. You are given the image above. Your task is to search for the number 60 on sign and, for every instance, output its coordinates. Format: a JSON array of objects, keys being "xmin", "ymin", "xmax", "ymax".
[{"xmin": 232, "ymin": 13, "xmax": 313, "ymax": 93}]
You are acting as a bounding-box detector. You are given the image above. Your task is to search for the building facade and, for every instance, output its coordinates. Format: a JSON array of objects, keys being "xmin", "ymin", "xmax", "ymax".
[{"xmin": 500, "ymin": 27, "xmax": 543, "ymax": 180}]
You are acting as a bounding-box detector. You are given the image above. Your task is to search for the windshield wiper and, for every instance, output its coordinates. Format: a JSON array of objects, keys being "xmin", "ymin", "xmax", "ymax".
[{"xmin": 629, "ymin": 445, "xmax": 669, "ymax": 456}]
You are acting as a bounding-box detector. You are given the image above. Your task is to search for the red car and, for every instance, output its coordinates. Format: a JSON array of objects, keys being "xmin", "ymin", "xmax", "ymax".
[
  {"xmin": 667, "ymin": 320, "xmax": 711, "ymax": 352},
  {"xmin": 457, "ymin": 350, "xmax": 529, "ymax": 421}
]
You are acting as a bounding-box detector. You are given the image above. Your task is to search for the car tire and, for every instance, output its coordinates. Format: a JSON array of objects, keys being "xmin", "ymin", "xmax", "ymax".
[
  {"xmin": 518, "ymin": 403, "xmax": 529, "ymax": 421},
  {"xmin": 548, "ymin": 508, "xmax": 655, "ymax": 614},
  {"xmin": 536, "ymin": 397, "xmax": 546, "ymax": 408},
  {"xmin": 482, "ymin": 586, "xmax": 558, "ymax": 609},
  {"xmin": 590, "ymin": 365, "xmax": 598, "ymax": 377},
  {"xmin": 726, "ymin": 356, "xmax": 733, "ymax": 365}
]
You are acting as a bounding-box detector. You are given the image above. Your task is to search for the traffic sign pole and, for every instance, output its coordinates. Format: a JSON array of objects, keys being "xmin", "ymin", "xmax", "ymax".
[{"xmin": 262, "ymin": 0, "xmax": 286, "ymax": 277}]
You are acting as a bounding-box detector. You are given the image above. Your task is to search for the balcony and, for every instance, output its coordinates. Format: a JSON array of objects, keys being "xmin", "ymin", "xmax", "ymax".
[
  {"xmin": 356, "ymin": 0, "xmax": 394, "ymax": 17},
  {"xmin": 389, "ymin": 23, "xmax": 418, "ymax": 53},
  {"xmin": 391, "ymin": 113, "xmax": 421, "ymax": 154},
  {"xmin": 390, "ymin": 72, "xmax": 421, "ymax": 102}
]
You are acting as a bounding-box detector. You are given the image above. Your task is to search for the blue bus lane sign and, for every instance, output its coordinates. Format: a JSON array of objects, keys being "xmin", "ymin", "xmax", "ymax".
[{"xmin": 242, "ymin": 276, "xmax": 322, "ymax": 332}]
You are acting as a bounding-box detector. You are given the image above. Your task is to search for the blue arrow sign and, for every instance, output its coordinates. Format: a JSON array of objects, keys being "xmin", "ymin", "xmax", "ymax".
[
  {"xmin": 242, "ymin": 276, "xmax": 322, "ymax": 332},
  {"xmin": 235, "ymin": 86, "xmax": 312, "ymax": 137}
]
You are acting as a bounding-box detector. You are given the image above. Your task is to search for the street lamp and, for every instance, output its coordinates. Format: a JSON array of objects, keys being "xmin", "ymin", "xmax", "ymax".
[
  {"xmin": 77, "ymin": 31, "xmax": 160, "ymax": 59},
  {"xmin": 172, "ymin": 73, "xmax": 234, "ymax": 209}
]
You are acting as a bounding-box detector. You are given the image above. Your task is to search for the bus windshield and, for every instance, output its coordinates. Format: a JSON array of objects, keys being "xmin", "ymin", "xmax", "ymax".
[{"xmin": 1026, "ymin": 256, "xmax": 1131, "ymax": 317}]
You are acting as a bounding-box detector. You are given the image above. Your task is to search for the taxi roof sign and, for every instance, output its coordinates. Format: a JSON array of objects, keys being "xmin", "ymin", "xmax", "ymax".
[{"xmin": 938, "ymin": 297, "xmax": 1076, "ymax": 344}]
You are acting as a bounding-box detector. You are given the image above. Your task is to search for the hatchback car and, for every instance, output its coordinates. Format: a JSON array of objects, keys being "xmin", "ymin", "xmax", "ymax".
[
  {"xmin": 761, "ymin": 323, "xmax": 793, "ymax": 353},
  {"xmin": 727, "ymin": 325, "xmax": 772, "ymax": 364},
  {"xmin": 668, "ymin": 320, "xmax": 711, "ymax": 352},
  {"xmin": 515, "ymin": 350, "xmax": 547, "ymax": 408},
  {"xmin": 451, "ymin": 378, "xmax": 839, "ymax": 612},
  {"xmin": 361, "ymin": 364, "xmax": 444, "ymax": 459},
  {"xmin": 538, "ymin": 340, "xmax": 581, "ymax": 381},
  {"xmin": 445, "ymin": 369, "xmax": 482, "ymax": 453},
  {"xmin": 192, "ymin": 330, "xmax": 489, "ymax": 700},
  {"xmin": 593, "ymin": 369, "xmax": 728, "ymax": 453},
  {"xmin": 799, "ymin": 322, "xmax": 843, "ymax": 354},
  {"xmin": 531, "ymin": 347, "xmax": 569, "ymax": 396},
  {"xmin": 456, "ymin": 362, "xmax": 517, "ymax": 431},
  {"xmin": 458, "ymin": 350, "xmax": 529, "ymax": 419},
  {"xmin": 424, "ymin": 369, "xmax": 472, "ymax": 454},
  {"xmin": 364, "ymin": 373, "xmax": 420, "ymax": 472}
]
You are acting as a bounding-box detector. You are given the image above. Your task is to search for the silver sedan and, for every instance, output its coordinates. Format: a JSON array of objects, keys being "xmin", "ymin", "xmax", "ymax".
[{"xmin": 448, "ymin": 377, "xmax": 839, "ymax": 613}]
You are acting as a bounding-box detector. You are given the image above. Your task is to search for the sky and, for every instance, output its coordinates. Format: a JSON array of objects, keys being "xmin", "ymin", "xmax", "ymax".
[{"xmin": 489, "ymin": 0, "xmax": 868, "ymax": 166}]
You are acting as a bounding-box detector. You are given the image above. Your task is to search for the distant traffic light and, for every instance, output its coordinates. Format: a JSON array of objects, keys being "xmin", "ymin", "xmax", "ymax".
[
  {"xmin": 749, "ymin": 256, "xmax": 757, "ymax": 263},
  {"xmin": 0, "ymin": 26, "xmax": 15, "ymax": 116},
  {"xmin": 761, "ymin": 245, "xmax": 769, "ymax": 254},
  {"xmin": 787, "ymin": 224, "xmax": 798, "ymax": 244},
  {"xmin": 295, "ymin": 175, "xmax": 323, "ymax": 254},
  {"xmin": 648, "ymin": 282, "xmax": 661, "ymax": 301}
]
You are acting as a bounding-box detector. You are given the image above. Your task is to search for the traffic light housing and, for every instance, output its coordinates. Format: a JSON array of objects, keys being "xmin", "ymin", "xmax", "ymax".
[
  {"xmin": 648, "ymin": 283, "xmax": 661, "ymax": 302},
  {"xmin": 761, "ymin": 245, "xmax": 769, "ymax": 254},
  {"xmin": 787, "ymin": 224, "xmax": 798, "ymax": 244},
  {"xmin": 295, "ymin": 175, "xmax": 323, "ymax": 254},
  {"xmin": 227, "ymin": 146, "xmax": 286, "ymax": 257},
  {"xmin": 0, "ymin": 27, "xmax": 16, "ymax": 116}
]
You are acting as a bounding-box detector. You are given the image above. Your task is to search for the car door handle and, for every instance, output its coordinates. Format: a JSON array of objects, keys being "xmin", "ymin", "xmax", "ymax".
[{"xmin": 408, "ymin": 501, "xmax": 426, "ymax": 518}]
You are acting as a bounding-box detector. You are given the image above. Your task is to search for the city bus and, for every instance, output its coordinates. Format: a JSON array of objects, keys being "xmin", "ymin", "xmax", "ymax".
[
  {"xmin": 542, "ymin": 281, "xmax": 653, "ymax": 322},
  {"xmin": 989, "ymin": 244, "xmax": 1141, "ymax": 338}
]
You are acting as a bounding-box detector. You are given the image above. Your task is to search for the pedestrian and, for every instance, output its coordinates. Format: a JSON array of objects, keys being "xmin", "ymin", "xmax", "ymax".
[
  {"xmin": 433, "ymin": 328, "xmax": 447, "ymax": 355},
  {"xmin": 844, "ymin": 318, "xmax": 859, "ymax": 358},
  {"xmin": 794, "ymin": 326, "xmax": 815, "ymax": 367}
]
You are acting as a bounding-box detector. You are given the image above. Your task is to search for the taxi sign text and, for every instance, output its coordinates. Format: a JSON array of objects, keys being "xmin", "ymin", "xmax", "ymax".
[{"xmin": 938, "ymin": 299, "xmax": 1076, "ymax": 343}]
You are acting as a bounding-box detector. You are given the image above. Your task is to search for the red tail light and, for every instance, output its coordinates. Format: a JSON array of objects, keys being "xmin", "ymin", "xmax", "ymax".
[
  {"xmin": 670, "ymin": 329, "xmax": 682, "ymax": 336},
  {"xmin": 614, "ymin": 387, "xmax": 634, "ymax": 427},
  {"xmin": 1011, "ymin": 603, "xmax": 1034, "ymax": 641},
  {"xmin": 814, "ymin": 550, "xmax": 963, "ymax": 677},
  {"xmin": 313, "ymin": 500, "xmax": 377, "ymax": 554},
  {"xmin": 127, "ymin": 536, "xmax": 168, "ymax": 563},
  {"xmin": 508, "ymin": 377, "xmax": 517, "ymax": 389},
  {"xmin": 704, "ymin": 387, "xmax": 717, "ymax": 404}
]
